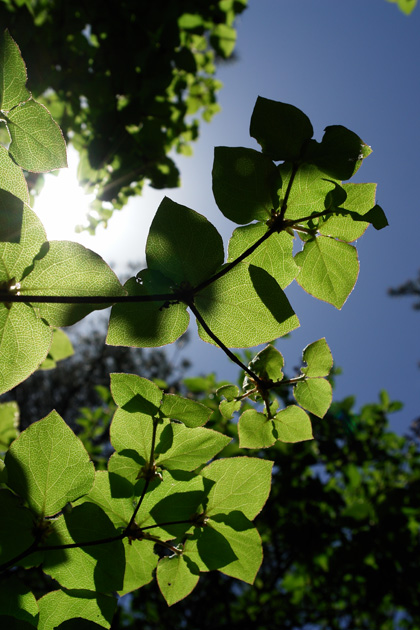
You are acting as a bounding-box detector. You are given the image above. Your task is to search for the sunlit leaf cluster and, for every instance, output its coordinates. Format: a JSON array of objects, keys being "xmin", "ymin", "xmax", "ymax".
[{"xmin": 0, "ymin": 29, "xmax": 388, "ymax": 629}]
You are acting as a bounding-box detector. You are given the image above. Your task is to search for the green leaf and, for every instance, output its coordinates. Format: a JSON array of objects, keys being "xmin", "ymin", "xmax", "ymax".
[
  {"xmin": 320, "ymin": 183, "xmax": 377, "ymax": 241},
  {"xmin": 280, "ymin": 163, "xmax": 338, "ymax": 221},
  {"xmin": 37, "ymin": 590, "xmax": 116, "ymax": 630},
  {"xmin": 273, "ymin": 405, "xmax": 313, "ymax": 443},
  {"xmin": 188, "ymin": 514, "xmax": 264, "ymax": 584},
  {"xmin": 110, "ymin": 373, "xmax": 162, "ymax": 415},
  {"xmin": 295, "ymin": 237, "xmax": 359, "ymax": 308},
  {"xmin": 244, "ymin": 344, "xmax": 284, "ymax": 388},
  {"xmin": 0, "ymin": 489, "xmax": 35, "ymax": 566},
  {"xmin": 0, "ymin": 30, "xmax": 30, "ymax": 111},
  {"xmin": 217, "ymin": 384, "xmax": 239, "ymax": 401},
  {"xmin": 157, "ymin": 554, "xmax": 200, "ymax": 605},
  {"xmin": 0, "ymin": 147, "xmax": 29, "ymax": 207},
  {"xmin": 6, "ymin": 99, "xmax": 67, "ymax": 172},
  {"xmin": 107, "ymin": 276, "xmax": 189, "ymax": 348},
  {"xmin": 0, "ymin": 303, "xmax": 52, "ymax": 395},
  {"xmin": 0, "ymin": 207, "xmax": 53, "ymax": 393},
  {"xmin": 160, "ymin": 393, "xmax": 212, "ymax": 427},
  {"xmin": 5, "ymin": 410, "xmax": 95, "ymax": 517},
  {"xmin": 294, "ymin": 379, "xmax": 332, "ymax": 418},
  {"xmin": 202, "ymin": 457, "xmax": 273, "ymax": 520},
  {"xmin": 228, "ymin": 223, "xmax": 298, "ymax": 288},
  {"xmin": 250, "ymin": 97, "xmax": 314, "ymax": 161},
  {"xmin": 110, "ymin": 407, "xmax": 162, "ymax": 465},
  {"xmin": 238, "ymin": 409, "xmax": 277, "ymax": 449},
  {"xmin": 0, "ymin": 202, "xmax": 46, "ymax": 281},
  {"xmin": 21, "ymin": 241, "xmax": 126, "ymax": 327},
  {"xmin": 42, "ymin": 503, "xmax": 125, "ymax": 593},
  {"xmin": 195, "ymin": 262, "xmax": 299, "ymax": 348},
  {"xmin": 0, "ymin": 577, "xmax": 38, "ymax": 626},
  {"xmin": 212, "ymin": 147, "xmax": 279, "ymax": 224},
  {"xmin": 301, "ymin": 338, "xmax": 333, "ymax": 377},
  {"xmin": 219, "ymin": 398, "xmax": 241, "ymax": 420},
  {"xmin": 386, "ymin": 0, "xmax": 417, "ymax": 14},
  {"xmin": 154, "ymin": 423, "xmax": 231, "ymax": 471},
  {"xmin": 118, "ymin": 538, "xmax": 158, "ymax": 596},
  {"xmin": 137, "ymin": 470, "xmax": 206, "ymax": 539},
  {"xmin": 210, "ymin": 23, "xmax": 236, "ymax": 58},
  {"xmin": 146, "ymin": 197, "xmax": 224, "ymax": 287},
  {"xmin": 38, "ymin": 328, "xmax": 74, "ymax": 370},
  {"xmin": 303, "ymin": 125, "xmax": 372, "ymax": 180},
  {"xmin": 0, "ymin": 400, "xmax": 19, "ymax": 451}
]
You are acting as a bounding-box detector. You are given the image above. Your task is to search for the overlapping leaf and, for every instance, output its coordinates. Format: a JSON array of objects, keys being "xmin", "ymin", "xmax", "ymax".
[
  {"xmin": 295, "ymin": 237, "xmax": 359, "ymax": 308},
  {"xmin": 5, "ymin": 411, "xmax": 95, "ymax": 517},
  {"xmin": 0, "ymin": 30, "xmax": 30, "ymax": 111},
  {"xmin": 21, "ymin": 241, "xmax": 126, "ymax": 327},
  {"xmin": 228, "ymin": 223, "xmax": 298, "ymax": 288},
  {"xmin": 37, "ymin": 590, "xmax": 116, "ymax": 630},
  {"xmin": 146, "ymin": 196, "xmax": 224, "ymax": 287},
  {"xmin": 6, "ymin": 99, "xmax": 67, "ymax": 172},
  {"xmin": 107, "ymin": 276, "xmax": 189, "ymax": 348},
  {"xmin": 212, "ymin": 146, "xmax": 280, "ymax": 224},
  {"xmin": 250, "ymin": 97, "xmax": 313, "ymax": 161},
  {"xmin": 195, "ymin": 262, "xmax": 299, "ymax": 348},
  {"xmin": 0, "ymin": 400, "xmax": 19, "ymax": 451},
  {"xmin": 157, "ymin": 554, "xmax": 200, "ymax": 606}
]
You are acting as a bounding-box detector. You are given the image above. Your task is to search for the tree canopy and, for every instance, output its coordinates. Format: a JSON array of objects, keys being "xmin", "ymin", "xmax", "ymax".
[{"xmin": 0, "ymin": 0, "xmax": 247, "ymax": 231}]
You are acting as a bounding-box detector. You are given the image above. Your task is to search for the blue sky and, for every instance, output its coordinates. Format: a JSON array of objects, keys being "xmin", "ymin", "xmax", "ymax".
[{"xmin": 36, "ymin": 0, "xmax": 419, "ymax": 433}]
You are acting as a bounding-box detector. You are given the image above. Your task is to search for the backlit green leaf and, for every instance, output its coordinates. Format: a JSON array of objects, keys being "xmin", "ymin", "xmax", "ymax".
[
  {"xmin": 0, "ymin": 576, "xmax": 38, "ymax": 627},
  {"xmin": 273, "ymin": 405, "xmax": 313, "ymax": 443},
  {"xmin": 301, "ymin": 338, "xmax": 333, "ymax": 377},
  {"xmin": 21, "ymin": 241, "xmax": 125, "ymax": 327},
  {"xmin": 5, "ymin": 410, "xmax": 95, "ymax": 517},
  {"xmin": 294, "ymin": 378, "xmax": 332, "ymax": 418},
  {"xmin": 137, "ymin": 470, "xmax": 205, "ymax": 540},
  {"xmin": 244, "ymin": 344, "xmax": 284, "ymax": 388},
  {"xmin": 0, "ymin": 489, "xmax": 35, "ymax": 566},
  {"xmin": 303, "ymin": 125, "xmax": 372, "ymax": 180},
  {"xmin": 295, "ymin": 237, "xmax": 359, "ymax": 308},
  {"xmin": 228, "ymin": 223, "xmax": 298, "ymax": 288},
  {"xmin": 320, "ymin": 183, "xmax": 377, "ymax": 241},
  {"xmin": 154, "ymin": 423, "xmax": 231, "ymax": 471},
  {"xmin": 157, "ymin": 555, "xmax": 200, "ymax": 605},
  {"xmin": 110, "ymin": 373, "xmax": 162, "ymax": 415},
  {"xmin": 0, "ymin": 30, "xmax": 30, "ymax": 111},
  {"xmin": 37, "ymin": 590, "xmax": 116, "ymax": 630},
  {"xmin": 0, "ymin": 400, "xmax": 19, "ymax": 451},
  {"xmin": 146, "ymin": 197, "xmax": 224, "ymax": 287},
  {"xmin": 107, "ymin": 277, "xmax": 189, "ymax": 348},
  {"xmin": 238, "ymin": 409, "xmax": 277, "ymax": 449},
  {"xmin": 0, "ymin": 147, "xmax": 29, "ymax": 207},
  {"xmin": 250, "ymin": 97, "xmax": 313, "ymax": 162},
  {"xmin": 212, "ymin": 147, "xmax": 279, "ymax": 224},
  {"xmin": 42, "ymin": 502, "xmax": 125, "ymax": 592},
  {"xmin": 280, "ymin": 163, "xmax": 338, "ymax": 222},
  {"xmin": 195, "ymin": 262, "xmax": 299, "ymax": 348},
  {"xmin": 0, "ymin": 303, "xmax": 52, "ymax": 395},
  {"xmin": 160, "ymin": 393, "xmax": 212, "ymax": 427},
  {"xmin": 7, "ymin": 99, "xmax": 67, "ymax": 172},
  {"xmin": 207, "ymin": 516, "xmax": 263, "ymax": 583},
  {"xmin": 38, "ymin": 328, "xmax": 74, "ymax": 370},
  {"xmin": 202, "ymin": 457, "xmax": 273, "ymax": 520}
]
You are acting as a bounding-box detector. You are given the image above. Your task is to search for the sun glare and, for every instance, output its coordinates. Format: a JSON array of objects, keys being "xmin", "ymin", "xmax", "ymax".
[{"xmin": 33, "ymin": 146, "xmax": 95, "ymax": 242}]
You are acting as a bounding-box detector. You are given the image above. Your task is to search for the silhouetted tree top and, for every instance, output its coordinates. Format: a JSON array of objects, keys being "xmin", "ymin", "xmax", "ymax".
[{"xmin": 0, "ymin": 0, "xmax": 247, "ymax": 231}]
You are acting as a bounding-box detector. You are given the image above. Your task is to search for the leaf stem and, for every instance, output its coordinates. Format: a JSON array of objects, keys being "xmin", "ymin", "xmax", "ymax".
[{"xmin": 188, "ymin": 301, "xmax": 263, "ymax": 386}]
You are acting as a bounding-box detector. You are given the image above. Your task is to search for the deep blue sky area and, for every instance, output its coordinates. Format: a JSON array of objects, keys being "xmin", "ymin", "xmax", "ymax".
[
  {"xmin": 38, "ymin": 1, "xmax": 420, "ymax": 433},
  {"xmin": 164, "ymin": 0, "xmax": 420, "ymax": 434}
]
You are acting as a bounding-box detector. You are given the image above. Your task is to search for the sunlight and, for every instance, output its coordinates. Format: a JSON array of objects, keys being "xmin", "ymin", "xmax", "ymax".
[{"xmin": 33, "ymin": 146, "xmax": 95, "ymax": 241}]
